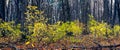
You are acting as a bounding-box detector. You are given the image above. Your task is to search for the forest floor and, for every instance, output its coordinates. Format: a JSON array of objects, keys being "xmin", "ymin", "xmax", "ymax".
[{"xmin": 0, "ymin": 35, "xmax": 120, "ymax": 50}]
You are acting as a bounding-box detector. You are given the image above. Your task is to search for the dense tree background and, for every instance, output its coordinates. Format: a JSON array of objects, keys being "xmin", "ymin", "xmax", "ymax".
[
  {"xmin": 1, "ymin": 0, "xmax": 120, "ymax": 49},
  {"xmin": 0, "ymin": 0, "xmax": 120, "ymax": 26}
]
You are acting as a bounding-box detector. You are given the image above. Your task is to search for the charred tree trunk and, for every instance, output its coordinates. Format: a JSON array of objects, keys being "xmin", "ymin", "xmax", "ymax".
[
  {"xmin": 0, "ymin": 0, "xmax": 5, "ymax": 20},
  {"xmin": 112, "ymin": 0, "xmax": 120, "ymax": 26},
  {"xmin": 80, "ymin": 0, "xmax": 91, "ymax": 34},
  {"xmin": 117, "ymin": 0, "xmax": 120, "ymax": 25},
  {"xmin": 60, "ymin": 0, "xmax": 71, "ymax": 22},
  {"xmin": 103, "ymin": 0, "xmax": 110, "ymax": 23},
  {"xmin": 0, "ymin": 0, "xmax": 119, "ymax": 26}
]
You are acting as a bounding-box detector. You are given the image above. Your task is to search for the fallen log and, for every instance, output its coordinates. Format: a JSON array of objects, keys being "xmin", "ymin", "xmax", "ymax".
[
  {"xmin": 0, "ymin": 43, "xmax": 18, "ymax": 50},
  {"xmin": 71, "ymin": 42, "xmax": 120, "ymax": 49}
]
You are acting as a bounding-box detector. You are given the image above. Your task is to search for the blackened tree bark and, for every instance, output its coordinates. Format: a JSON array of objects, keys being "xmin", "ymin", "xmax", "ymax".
[
  {"xmin": 112, "ymin": 0, "xmax": 120, "ymax": 26},
  {"xmin": 0, "ymin": 0, "xmax": 5, "ymax": 20},
  {"xmin": 109, "ymin": 0, "xmax": 113, "ymax": 26},
  {"xmin": 80, "ymin": 0, "xmax": 91, "ymax": 24},
  {"xmin": 1, "ymin": 0, "xmax": 119, "ymax": 26},
  {"xmin": 80, "ymin": 0, "xmax": 91, "ymax": 34},
  {"xmin": 103, "ymin": 0, "xmax": 110, "ymax": 23},
  {"xmin": 60, "ymin": 0, "xmax": 71, "ymax": 22},
  {"xmin": 117, "ymin": 0, "xmax": 120, "ymax": 25}
]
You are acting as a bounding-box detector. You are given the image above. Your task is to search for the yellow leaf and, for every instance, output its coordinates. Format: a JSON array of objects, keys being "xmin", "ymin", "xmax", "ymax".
[
  {"xmin": 25, "ymin": 41, "xmax": 30, "ymax": 45},
  {"xmin": 32, "ymin": 44, "xmax": 35, "ymax": 47}
]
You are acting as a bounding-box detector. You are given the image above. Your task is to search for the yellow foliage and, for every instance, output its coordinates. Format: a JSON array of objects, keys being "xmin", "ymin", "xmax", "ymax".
[
  {"xmin": 27, "ymin": 5, "xmax": 38, "ymax": 10},
  {"xmin": 0, "ymin": 21, "xmax": 22, "ymax": 42},
  {"xmin": 25, "ymin": 41, "xmax": 30, "ymax": 45},
  {"xmin": 69, "ymin": 37, "xmax": 81, "ymax": 43},
  {"xmin": 25, "ymin": 41, "xmax": 35, "ymax": 47},
  {"xmin": 32, "ymin": 44, "xmax": 35, "ymax": 47},
  {"xmin": 24, "ymin": 5, "xmax": 83, "ymax": 43},
  {"xmin": 88, "ymin": 15, "xmax": 112, "ymax": 38},
  {"xmin": 67, "ymin": 21, "xmax": 83, "ymax": 35},
  {"xmin": 113, "ymin": 25, "xmax": 120, "ymax": 36},
  {"xmin": 25, "ymin": 5, "xmax": 45, "ymax": 24}
]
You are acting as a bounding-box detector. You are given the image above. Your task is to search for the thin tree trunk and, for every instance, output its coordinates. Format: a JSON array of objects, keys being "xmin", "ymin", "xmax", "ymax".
[{"xmin": 0, "ymin": 0, "xmax": 5, "ymax": 20}]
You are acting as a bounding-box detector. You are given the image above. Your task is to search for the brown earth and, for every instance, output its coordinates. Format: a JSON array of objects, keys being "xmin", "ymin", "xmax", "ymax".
[{"xmin": 0, "ymin": 35, "xmax": 120, "ymax": 50}]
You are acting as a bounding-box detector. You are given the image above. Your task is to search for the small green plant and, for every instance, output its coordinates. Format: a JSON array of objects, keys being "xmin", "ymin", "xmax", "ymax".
[
  {"xmin": 24, "ymin": 5, "xmax": 48, "ymax": 43},
  {"xmin": 113, "ymin": 25, "xmax": 120, "ymax": 37},
  {"xmin": 25, "ymin": 5, "xmax": 45, "ymax": 24},
  {"xmin": 88, "ymin": 15, "xmax": 112, "ymax": 38},
  {"xmin": 0, "ymin": 21, "xmax": 22, "ymax": 42},
  {"xmin": 67, "ymin": 20, "xmax": 83, "ymax": 36},
  {"xmin": 54, "ymin": 20, "xmax": 83, "ymax": 43}
]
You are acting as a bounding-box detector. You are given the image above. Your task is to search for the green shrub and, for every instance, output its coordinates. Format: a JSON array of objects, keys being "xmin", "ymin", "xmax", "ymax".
[
  {"xmin": 54, "ymin": 20, "xmax": 83, "ymax": 43},
  {"xmin": 88, "ymin": 15, "xmax": 112, "ymax": 38},
  {"xmin": 24, "ymin": 5, "xmax": 84, "ymax": 43},
  {"xmin": 0, "ymin": 21, "xmax": 22, "ymax": 42},
  {"xmin": 25, "ymin": 5, "xmax": 46, "ymax": 24},
  {"xmin": 57, "ymin": 21, "xmax": 83, "ymax": 35},
  {"xmin": 24, "ymin": 5, "xmax": 48, "ymax": 43},
  {"xmin": 113, "ymin": 25, "xmax": 120, "ymax": 37}
]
